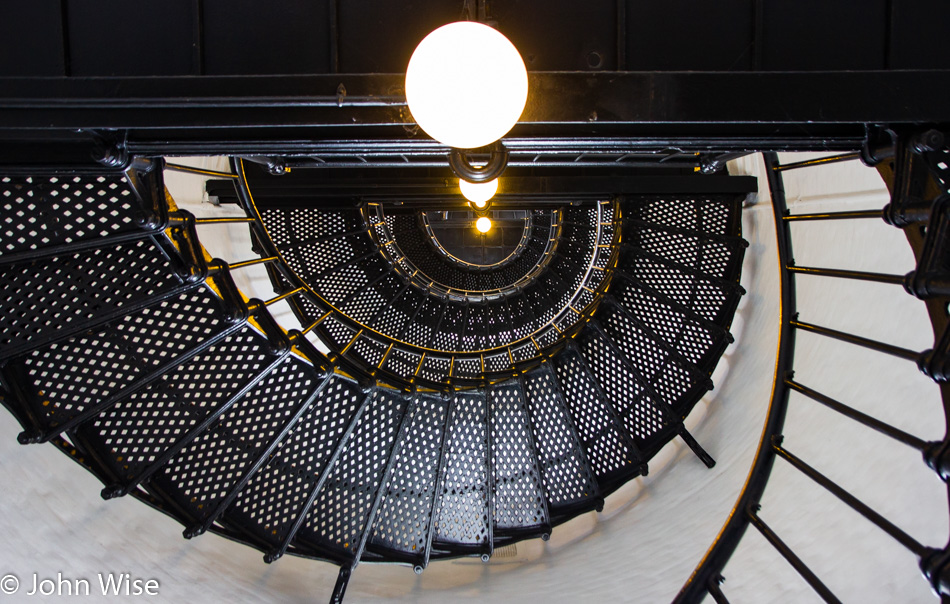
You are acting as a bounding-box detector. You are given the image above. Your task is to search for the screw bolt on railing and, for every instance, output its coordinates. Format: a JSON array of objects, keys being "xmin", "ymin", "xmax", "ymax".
[
  {"xmin": 924, "ymin": 439, "xmax": 950, "ymax": 482},
  {"xmin": 921, "ymin": 546, "xmax": 950, "ymax": 597},
  {"xmin": 100, "ymin": 485, "xmax": 125, "ymax": 500},
  {"xmin": 16, "ymin": 431, "xmax": 42, "ymax": 445},
  {"xmin": 912, "ymin": 129, "xmax": 945, "ymax": 154},
  {"xmin": 917, "ymin": 348, "xmax": 949, "ymax": 382}
]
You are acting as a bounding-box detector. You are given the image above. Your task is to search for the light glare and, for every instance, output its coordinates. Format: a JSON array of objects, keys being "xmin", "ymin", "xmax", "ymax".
[
  {"xmin": 475, "ymin": 216, "xmax": 492, "ymax": 233},
  {"xmin": 406, "ymin": 22, "xmax": 528, "ymax": 149},
  {"xmin": 460, "ymin": 178, "xmax": 498, "ymax": 207}
]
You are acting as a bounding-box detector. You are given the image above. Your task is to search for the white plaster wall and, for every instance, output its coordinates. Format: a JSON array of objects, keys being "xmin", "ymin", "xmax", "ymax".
[{"xmin": 0, "ymin": 154, "xmax": 944, "ymax": 603}]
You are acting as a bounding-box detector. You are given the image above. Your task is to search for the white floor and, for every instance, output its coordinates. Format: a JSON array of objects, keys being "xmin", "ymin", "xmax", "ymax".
[{"xmin": 0, "ymin": 154, "xmax": 944, "ymax": 603}]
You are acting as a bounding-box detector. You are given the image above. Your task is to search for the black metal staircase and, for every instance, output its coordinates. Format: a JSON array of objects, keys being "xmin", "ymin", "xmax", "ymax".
[{"xmin": 0, "ymin": 158, "xmax": 745, "ymax": 600}]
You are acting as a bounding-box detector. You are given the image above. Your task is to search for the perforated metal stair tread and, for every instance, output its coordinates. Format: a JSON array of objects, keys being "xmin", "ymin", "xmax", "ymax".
[
  {"xmin": 0, "ymin": 164, "xmax": 745, "ymax": 589},
  {"xmin": 255, "ymin": 198, "xmax": 619, "ymax": 387}
]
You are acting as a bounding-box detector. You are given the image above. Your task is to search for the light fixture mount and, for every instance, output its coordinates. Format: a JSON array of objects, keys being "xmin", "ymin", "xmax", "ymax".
[{"xmin": 450, "ymin": 142, "xmax": 509, "ymax": 183}]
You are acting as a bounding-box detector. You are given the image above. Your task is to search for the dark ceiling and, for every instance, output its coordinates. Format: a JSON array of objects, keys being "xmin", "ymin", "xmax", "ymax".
[
  {"xmin": 0, "ymin": 1, "xmax": 949, "ymax": 166},
  {"xmin": 2, "ymin": 0, "xmax": 949, "ymax": 78}
]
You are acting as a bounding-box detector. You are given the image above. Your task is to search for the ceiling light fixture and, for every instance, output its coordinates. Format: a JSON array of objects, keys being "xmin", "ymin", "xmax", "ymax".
[
  {"xmin": 460, "ymin": 178, "xmax": 498, "ymax": 207},
  {"xmin": 406, "ymin": 21, "xmax": 528, "ymax": 150},
  {"xmin": 475, "ymin": 216, "xmax": 492, "ymax": 233}
]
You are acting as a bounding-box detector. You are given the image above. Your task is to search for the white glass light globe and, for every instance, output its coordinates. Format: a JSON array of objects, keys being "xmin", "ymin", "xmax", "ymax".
[
  {"xmin": 406, "ymin": 22, "xmax": 528, "ymax": 149},
  {"xmin": 459, "ymin": 178, "xmax": 498, "ymax": 207},
  {"xmin": 475, "ymin": 216, "xmax": 492, "ymax": 233}
]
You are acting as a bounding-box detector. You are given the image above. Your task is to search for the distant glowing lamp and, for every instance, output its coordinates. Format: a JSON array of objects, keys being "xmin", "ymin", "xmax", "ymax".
[
  {"xmin": 405, "ymin": 22, "xmax": 528, "ymax": 150},
  {"xmin": 475, "ymin": 216, "xmax": 492, "ymax": 233},
  {"xmin": 460, "ymin": 178, "xmax": 498, "ymax": 207}
]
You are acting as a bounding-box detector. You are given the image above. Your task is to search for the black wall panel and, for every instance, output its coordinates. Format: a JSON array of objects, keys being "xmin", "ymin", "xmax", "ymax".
[
  {"xmin": 761, "ymin": 0, "xmax": 888, "ymax": 70},
  {"xmin": 625, "ymin": 0, "xmax": 753, "ymax": 71},
  {"xmin": 337, "ymin": 1, "xmax": 459, "ymax": 73},
  {"xmin": 495, "ymin": 0, "xmax": 617, "ymax": 71},
  {"xmin": 66, "ymin": 0, "xmax": 196, "ymax": 76},
  {"xmin": 890, "ymin": 0, "xmax": 950, "ymax": 69},
  {"xmin": 1, "ymin": 1, "xmax": 947, "ymax": 79},
  {"xmin": 203, "ymin": 0, "xmax": 331, "ymax": 75},
  {"xmin": 0, "ymin": 1, "xmax": 66, "ymax": 76}
]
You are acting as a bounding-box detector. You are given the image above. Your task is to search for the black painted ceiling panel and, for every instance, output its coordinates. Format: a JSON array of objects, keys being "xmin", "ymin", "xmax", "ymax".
[
  {"xmin": 0, "ymin": 1, "xmax": 65, "ymax": 76},
  {"xmin": 203, "ymin": 0, "xmax": 331, "ymax": 75},
  {"xmin": 66, "ymin": 0, "xmax": 196, "ymax": 76},
  {"xmin": 761, "ymin": 0, "xmax": 888, "ymax": 70},
  {"xmin": 625, "ymin": 0, "xmax": 753, "ymax": 71},
  {"xmin": 494, "ymin": 0, "xmax": 617, "ymax": 71},
  {"xmin": 890, "ymin": 0, "xmax": 950, "ymax": 69},
  {"xmin": 0, "ymin": 1, "xmax": 948, "ymax": 80},
  {"xmin": 337, "ymin": 1, "xmax": 460, "ymax": 73}
]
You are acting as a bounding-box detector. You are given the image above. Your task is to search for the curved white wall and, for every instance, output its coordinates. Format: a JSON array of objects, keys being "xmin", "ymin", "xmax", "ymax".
[{"xmin": 0, "ymin": 154, "xmax": 944, "ymax": 603}]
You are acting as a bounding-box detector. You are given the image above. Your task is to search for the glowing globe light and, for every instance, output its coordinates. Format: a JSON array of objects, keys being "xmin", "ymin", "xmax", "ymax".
[
  {"xmin": 475, "ymin": 216, "xmax": 492, "ymax": 233},
  {"xmin": 459, "ymin": 178, "xmax": 498, "ymax": 207},
  {"xmin": 406, "ymin": 22, "xmax": 528, "ymax": 149}
]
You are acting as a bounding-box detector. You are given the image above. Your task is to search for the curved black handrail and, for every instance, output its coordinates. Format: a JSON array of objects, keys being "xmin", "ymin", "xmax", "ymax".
[
  {"xmin": 674, "ymin": 151, "xmax": 798, "ymax": 601},
  {"xmin": 676, "ymin": 142, "xmax": 950, "ymax": 603}
]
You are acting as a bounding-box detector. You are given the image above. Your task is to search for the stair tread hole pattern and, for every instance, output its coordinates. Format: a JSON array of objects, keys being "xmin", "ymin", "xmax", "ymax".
[
  {"xmin": 386, "ymin": 211, "xmax": 555, "ymax": 292},
  {"xmin": 523, "ymin": 369, "xmax": 597, "ymax": 507},
  {"xmin": 524, "ymin": 284, "xmax": 558, "ymax": 327},
  {"xmin": 602, "ymin": 306, "xmax": 694, "ymax": 409},
  {"xmin": 403, "ymin": 296, "xmax": 441, "ymax": 345},
  {"xmin": 628, "ymin": 255, "xmax": 728, "ymax": 323},
  {"xmin": 351, "ymin": 336, "xmax": 388, "ymax": 369},
  {"xmin": 553, "ymin": 353, "xmax": 635, "ymax": 478},
  {"xmin": 633, "ymin": 197, "xmax": 732, "ymax": 236},
  {"xmin": 374, "ymin": 293, "xmax": 413, "ymax": 339},
  {"xmin": 23, "ymin": 286, "xmax": 226, "ymax": 429},
  {"xmin": 506, "ymin": 295, "xmax": 536, "ymax": 341},
  {"xmin": 489, "ymin": 383, "xmax": 546, "ymax": 530},
  {"xmin": 927, "ymin": 149, "xmax": 950, "ymax": 194},
  {"xmin": 320, "ymin": 315, "xmax": 357, "ymax": 351},
  {"xmin": 340, "ymin": 276, "xmax": 391, "ymax": 325},
  {"xmin": 635, "ymin": 226, "xmax": 735, "ymax": 280},
  {"xmin": 298, "ymin": 388, "xmax": 409, "ymax": 556},
  {"xmin": 461, "ymin": 304, "xmax": 487, "ymax": 351},
  {"xmin": 419, "ymin": 356, "xmax": 451, "ymax": 383},
  {"xmin": 319, "ymin": 253, "xmax": 386, "ymax": 306},
  {"xmin": 484, "ymin": 303, "xmax": 507, "ymax": 350},
  {"xmin": 433, "ymin": 391, "xmax": 489, "ymax": 546},
  {"xmin": 537, "ymin": 270, "xmax": 579, "ymax": 322},
  {"xmin": 369, "ymin": 395, "xmax": 448, "ymax": 557},
  {"xmin": 293, "ymin": 294, "xmax": 331, "ymax": 327},
  {"xmin": 573, "ymin": 286, "xmax": 596, "ymax": 311},
  {"xmin": 511, "ymin": 341, "xmax": 536, "ymax": 363},
  {"xmin": 615, "ymin": 280, "xmax": 716, "ymax": 366},
  {"xmin": 485, "ymin": 351, "xmax": 512, "ymax": 374},
  {"xmin": 291, "ymin": 237, "xmax": 359, "ymax": 284},
  {"xmin": 433, "ymin": 305, "xmax": 464, "ymax": 351},
  {"xmin": 82, "ymin": 327, "xmax": 272, "ymax": 480},
  {"xmin": 223, "ymin": 376, "xmax": 363, "ymax": 546},
  {"xmin": 155, "ymin": 354, "xmax": 321, "ymax": 524},
  {"xmin": 276, "ymin": 237, "xmax": 346, "ymax": 285},
  {"xmin": 535, "ymin": 326, "xmax": 560, "ymax": 349},
  {"xmin": 581, "ymin": 332, "xmax": 671, "ymax": 445},
  {"xmin": 0, "ymin": 238, "xmax": 179, "ymax": 352},
  {"xmin": 0, "ymin": 174, "xmax": 142, "ymax": 256},
  {"xmin": 382, "ymin": 348, "xmax": 420, "ymax": 379},
  {"xmin": 259, "ymin": 208, "xmax": 362, "ymax": 249},
  {"xmin": 453, "ymin": 358, "xmax": 481, "ymax": 380}
]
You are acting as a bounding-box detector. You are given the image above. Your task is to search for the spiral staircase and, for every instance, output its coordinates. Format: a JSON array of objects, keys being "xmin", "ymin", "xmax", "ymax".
[
  {"xmin": 0, "ymin": 156, "xmax": 749, "ymax": 600},
  {"xmin": 2, "ymin": 2, "xmax": 950, "ymax": 601}
]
